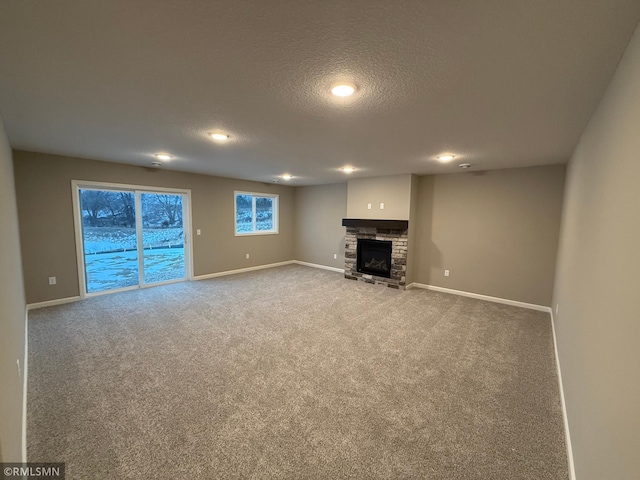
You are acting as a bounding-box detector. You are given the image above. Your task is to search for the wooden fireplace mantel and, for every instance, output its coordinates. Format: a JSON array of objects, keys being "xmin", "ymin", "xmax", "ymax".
[{"xmin": 341, "ymin": 218, "xmax": 409, "ymax": 230}]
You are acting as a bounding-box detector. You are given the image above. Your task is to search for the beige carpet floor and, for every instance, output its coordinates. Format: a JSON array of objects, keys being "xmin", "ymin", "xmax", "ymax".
[{"xmin": 28, "ymin": 265, "xmax": 568, "ymax": 479}]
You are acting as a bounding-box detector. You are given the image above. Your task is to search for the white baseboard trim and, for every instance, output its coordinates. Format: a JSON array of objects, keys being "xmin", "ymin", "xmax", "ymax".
[
  {"xmin": 550, "ymin": 311, "xmax": 576, "ymax": 480},
  {"xmin": 406, "ymin": 283, "xmax": 551, "ymax": 313},
  {"xmin": 292, "ymin": 260, "xmax": 345, "ymax": 273},
  {"xmin": 22, "ymin": 309, "xmax": 28, "ymax": 462},
  {"xmin": 193, "ymin": 260, "xmax": 296, "ymax": 281},
  {"xmin": 26, "ymin": 296, "xmax": 81, "ymax": 311}
]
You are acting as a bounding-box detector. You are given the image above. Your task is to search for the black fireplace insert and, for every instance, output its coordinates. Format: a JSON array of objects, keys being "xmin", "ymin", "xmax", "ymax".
[{"xmin": 357, "ymin": 239, "xmax": 392, "ymax": 278}]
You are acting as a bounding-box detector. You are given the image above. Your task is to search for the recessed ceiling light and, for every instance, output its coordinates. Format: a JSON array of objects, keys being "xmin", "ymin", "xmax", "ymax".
[
  {"xmin": 459, "ymin": 163, "xmax": 473, "ymax": 169},
  {"xmin": 155, "ymin": 153, "xmax": 172, "ymax": 161},
  {"xmin": 340, "ymin": 166, "xmax": 356, "ymax": 173},
  {"xmin": 437, "ymin": 154, "xmax": 455, "ymax": 162},
  {"xmin": 331, "ymin": 83, "xmax": 357, "ymax": 97},
  {"xmin": 281, "ymin": 174, "xmax": 293, "ymax": 180},
  {"xmin": 210, "ymin": 132, "xmax": 230, "ymax": 142}
]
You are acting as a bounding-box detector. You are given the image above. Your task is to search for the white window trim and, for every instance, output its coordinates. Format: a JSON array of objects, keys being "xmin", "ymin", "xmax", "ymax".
[{"xmin": 234, "ymin": 191, "xmax": 279, "ymax": 236}]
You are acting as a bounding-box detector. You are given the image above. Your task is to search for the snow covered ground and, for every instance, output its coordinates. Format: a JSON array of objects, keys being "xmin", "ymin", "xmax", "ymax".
[
  {"xmin": 85, "ymin": 247, "xmax": 185, "ymax": 293},
  {"xmin": 81, "ymin": 227, "xmax": 185, "ymax": 293}
]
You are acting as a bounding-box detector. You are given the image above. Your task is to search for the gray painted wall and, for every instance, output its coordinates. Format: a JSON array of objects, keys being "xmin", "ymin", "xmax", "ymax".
[
  {"xmin": 293, "ymin": 168, "xmax": 564, "ymax": 306},
  {"xmin": 13, "ymin": 151, "xmax": 295, "ymax": 305},
  {"xmin": 405, "ymin": 174, "xmax": 419, "ymax": 286},
  {"xmin": 413, "ymin": 165, "xmax": 566, "ymax": 306},
  {"xmin": 294, "ymin": 183, "xmax": 346, "ymax": 269},
  {"xmin": 0, "ymin": 114, "xmax": 26, "ymax": 461},
  {"xmin": 346, "ymin": 175, "xmax": 412, "ymax": 220},
  {"xmin": 553, "ymin": 23, "xmax": 640, "ymax": 480}
]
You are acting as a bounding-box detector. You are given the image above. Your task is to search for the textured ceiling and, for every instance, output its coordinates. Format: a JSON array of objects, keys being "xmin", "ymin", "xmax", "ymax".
[{"xmin": 1, "ymin": 1, "xmax": 639, "ymax": 185}]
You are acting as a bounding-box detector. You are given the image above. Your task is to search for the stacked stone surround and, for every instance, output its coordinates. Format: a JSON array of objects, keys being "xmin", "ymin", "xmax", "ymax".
[{"xmin": 344, "ymin": 226, "xmax": 408, "ymax": 289}]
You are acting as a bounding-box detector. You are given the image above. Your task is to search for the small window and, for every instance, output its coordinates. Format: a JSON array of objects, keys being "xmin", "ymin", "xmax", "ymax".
[{"xmin": 234, "ymin": 192, "xmax": 279, "ymax": 235}]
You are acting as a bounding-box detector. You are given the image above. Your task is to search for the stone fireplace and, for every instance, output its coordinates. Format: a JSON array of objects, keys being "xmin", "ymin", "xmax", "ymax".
[{"xmin": 342, "ymin": 219, "xmax": 409, "ymax": 289}]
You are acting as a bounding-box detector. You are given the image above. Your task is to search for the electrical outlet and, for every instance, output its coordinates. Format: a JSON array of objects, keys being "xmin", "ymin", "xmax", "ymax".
[
  {"xmin": 367, "ymin": 203, "xmax": 372, "ymax": 210},
  {"xmin": 196, "ymin": 229, "xmax": 201, "ymax": 235},
  {"xmin": 380, "ymin": 202, "xmax": 385, "ymax": 209},
  {"xmin": 246, "ymin": 253, "xmax": 250, "ymax": 259},
  {"xmin": 444, "ymin": 270, "xmax": 450, "ymax": 277},
  {"xmin": 48, "ymin": 276, "xmax": 56, "ymax": 285},
  {"xmin": 333, "ymin": 253, "xmax": 337, "ymax": 259}
]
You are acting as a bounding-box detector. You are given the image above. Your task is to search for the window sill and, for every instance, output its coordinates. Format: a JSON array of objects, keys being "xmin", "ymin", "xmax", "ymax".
[{"xmin": 234, "ymin": 231, "xmax": 279, "ymax": 237}]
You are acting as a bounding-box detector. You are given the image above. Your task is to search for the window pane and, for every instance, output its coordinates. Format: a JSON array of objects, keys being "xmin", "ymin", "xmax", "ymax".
[
  {"xmin": 235, "ymin": 193, "xmax": 277, "ymax": 234},
  {"xmin": 79, "ymin": 189, "xmax": 138, "ymax": 293},
  {"xmin": 141, "ymin": 193, "xmax": 185, "ymax": 284},
  {"xmin": 235, "ymin": 194, "xmax": 253, "ymax": 233},
  {"xmin": 255, "ymin": 197, "xmax": 273, "ymax": 231}
]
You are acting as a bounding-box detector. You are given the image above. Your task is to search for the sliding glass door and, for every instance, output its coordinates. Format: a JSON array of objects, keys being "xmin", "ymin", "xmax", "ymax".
[
  {"xmin": 75, "ymin": 183, "xmax": 190, "ymax": 296},
  {"xmin": 140, "ymin": 193, "xmax": 186, "ymax": 285}
]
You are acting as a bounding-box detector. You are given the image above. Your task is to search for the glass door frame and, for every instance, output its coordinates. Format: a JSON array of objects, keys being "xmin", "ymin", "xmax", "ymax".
[{"xmin": 72, "ymin": 180, "xmax": 193, "ymax": 299}]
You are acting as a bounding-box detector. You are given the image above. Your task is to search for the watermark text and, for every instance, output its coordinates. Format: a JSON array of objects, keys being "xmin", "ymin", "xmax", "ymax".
[{"xmin": 1, "ymin": 463, "xmax": 65, "ymax": 479}]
